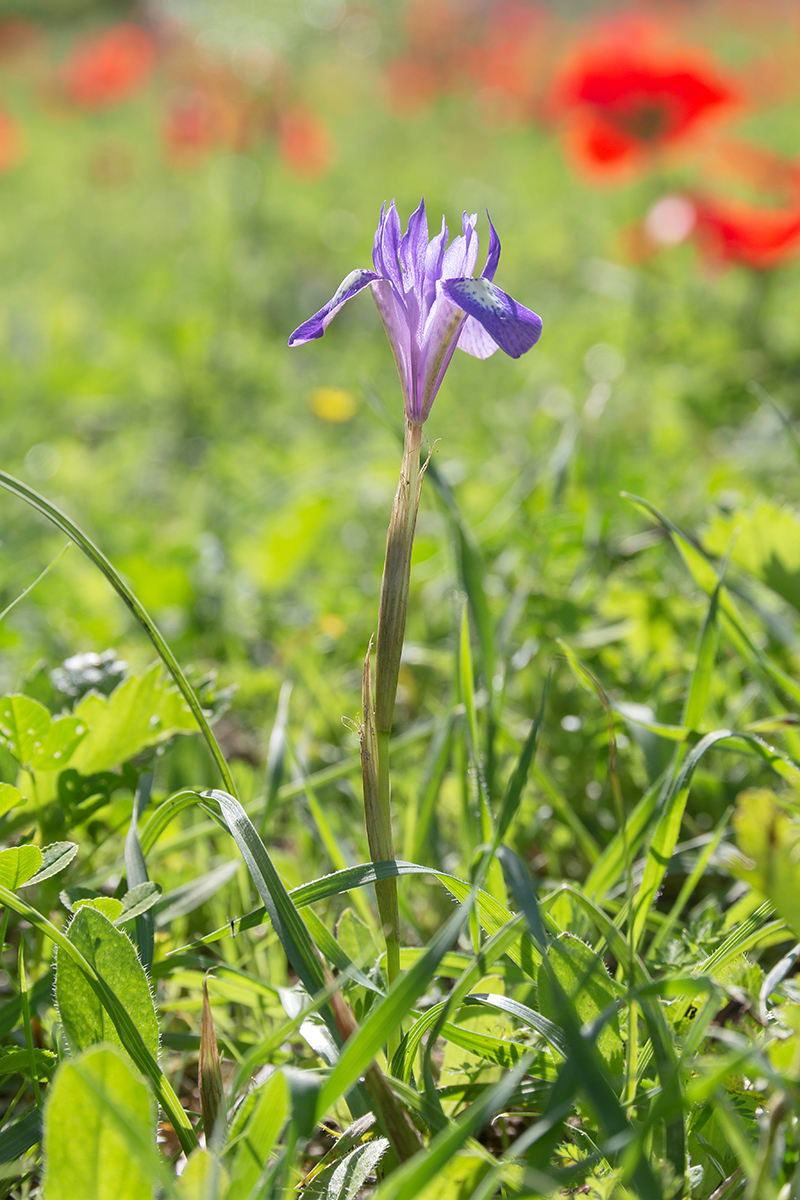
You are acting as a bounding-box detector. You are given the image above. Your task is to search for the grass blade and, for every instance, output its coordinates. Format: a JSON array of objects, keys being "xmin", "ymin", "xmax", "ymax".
[{"xmin": 0, "ymin": 470, "xmax": 235, "ymax": 795}]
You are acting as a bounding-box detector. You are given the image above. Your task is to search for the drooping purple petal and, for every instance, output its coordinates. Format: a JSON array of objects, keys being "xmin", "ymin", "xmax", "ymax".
[
  {"xmin": 481, "ymin": 213, "xmax": 501, "ymax": 282},
  {"xmin": 400, "ymin": 198, "xmax": 429, "ymax": 292},
  {"xmin": 288, "ymin": 268, "xmax": 379, "ymax": 347},
  {"xmin": 441, "ymin": 277, "xmax": 542, "ymax": 359},
  {"xmin": 373, "ymin": 201, "xmax": 402, "ymax": 290},
  {"xmin": 457, "ymin": 315, "xmax": 499, "ymax": 359}
]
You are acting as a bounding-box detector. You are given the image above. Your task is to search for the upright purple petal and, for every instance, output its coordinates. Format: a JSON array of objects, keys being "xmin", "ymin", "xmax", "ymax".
[
  {"xmin": 400, "ymin": 198, "xmax": 429, "ymax": 292},
  {"xmin": 441, "ymin": 277, "xmax": 542, "ymax": 359},
  {"xmin": 370, "ymin": 279, "xmax": 414, "ymax": 415},
  {"xmin": 481, "ymin": 213, "xmax": 501, "ymax": 281},
  {"xmin": 422, "ymin": 214, "xmax": 448, "ymax": 309},
  {"xmin": 442, "ymin": 212, "xmax": 479, "ymax": 279},
  {"xmin": 373, "ymin": 200, "xmax": 403, "ymax": 290},
  {"xmin": 288, "ymin": 268, "xmax": 379, "ymax": 346},
  {"xmin": 415, "ymin": 289, "xmax": 468, "ymax": 421}
]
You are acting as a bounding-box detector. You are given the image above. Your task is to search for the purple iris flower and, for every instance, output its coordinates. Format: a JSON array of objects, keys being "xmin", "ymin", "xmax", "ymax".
[{"xmin": 288, "ymin": 199, "xmax": 543, "ymax": 425}]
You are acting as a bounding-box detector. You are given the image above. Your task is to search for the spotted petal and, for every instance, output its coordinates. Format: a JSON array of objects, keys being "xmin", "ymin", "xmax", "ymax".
[
  {"xmin": 441, "ymin": 277, "xmax": 542, "ymax": 359},
  {"xmin": 288, "ymin": 268, "xmax": 379, "ymax": 346}
]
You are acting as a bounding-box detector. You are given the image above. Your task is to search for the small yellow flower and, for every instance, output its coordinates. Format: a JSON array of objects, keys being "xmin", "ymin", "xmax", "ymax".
[
  {"xmin": 319, "ymin": 613, "xmax": 346, "ymax": 638},
  {"xmin": 311, "ymin": 386, "xmax": 357, "ymax": 423}
]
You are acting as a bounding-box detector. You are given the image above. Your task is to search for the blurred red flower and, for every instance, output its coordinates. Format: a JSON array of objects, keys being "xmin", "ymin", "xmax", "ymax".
[
  {"xmin": 383, "ymin": 0, "xmax": 478, "ymax": 113},
  {"xmin": 0, "ymin": 109, "xmax": 23, "ymax": 171},
  {"xmin": 277, "ymin": 105, "xmax": 333, "ymax": 177},
  {"xmin": 63, "ymin": 23, "xmax": 157, "ymax": 109},
  {"xmin": 464, "ymin": 1, "xmax": 551, "ymax": 120},
  {"xmin": 163, "ymin": 89, "xmax": 217, "ymax": 158},
  {"xmin": 643, "ymin": 190, "xmax": 800, "ymax": 270},
  {"xmin": 693, "ymin": 196, "xmax": 800, "ymax": 269},
  {"xmin": 552, "ymin": 32, "xmax": 737, "ymax": 177}
]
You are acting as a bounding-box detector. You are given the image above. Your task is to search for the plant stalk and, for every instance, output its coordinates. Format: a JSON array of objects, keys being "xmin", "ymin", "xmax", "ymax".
[{"xmin": 362, "ymin": 420, "xmax": 425, "ymax": 995}]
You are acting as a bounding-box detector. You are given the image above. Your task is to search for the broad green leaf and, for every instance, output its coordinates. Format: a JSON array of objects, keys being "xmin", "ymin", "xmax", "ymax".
[
  {"xmin": 42, "ymin": 1045, "xmax": 158, "ymax": 1200},
  {"xmin": 24, "ymin": 841, "xmax": 78, "ymax": 887},
  {"xmin": 0, "ymin": 879, "xmax": 195, "ymax": 1155},
  {"xmin": 116, "ymin": 881, "xmax": 162, "ymax": 925},
  {"xmin": 55, "ymin": 907, "xmax": 159, "ymax": 1062},
  {"xmin": 0, "ymin": 845, "xmax": 43, "ymax": 890},
  {"xmin": 0, "ymin": 695, "xmax": 50, "ymax": 766},
  {"xmin": 74, "ymin": 896, "xmax": 125, "ymax": 921},
  {"xmin": 537, "ymin": 935, "xmax": 624, "ymax": 1074},
  {"xmin": 69, "ymin": 665, "xmax": 197, "ymax": 773},
  {"xmin": 0, "ymin": 782, "xmax": 23, "ymax": 819},
  {"xmin": 226, "ymin": 1069, "xmax": 288, "ymax": 1200},
  {"xmin": 0, "ymin": 1045, "xmax": 55, "ymax": 1079},
  {"xmin": 30, "ymin": 716, "xmax": 88, "ymax": 770},
  {"xmin": 440, "ymin": 993, "xmax": 514, "ymax": 1101},
  {"xmin": 733, "ymin": 790, "xmax": 800, "ymax": 938}
]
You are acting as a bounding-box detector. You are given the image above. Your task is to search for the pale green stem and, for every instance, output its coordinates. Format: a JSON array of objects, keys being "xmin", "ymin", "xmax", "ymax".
[{"xmin": 362, "ymin": 420, "xmax": 425, "ymax": 1055}]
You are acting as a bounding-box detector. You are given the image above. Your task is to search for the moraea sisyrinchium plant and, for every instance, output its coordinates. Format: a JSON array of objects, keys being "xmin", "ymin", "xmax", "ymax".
[
  {"xmin": 288, "ymin": 198, "xmax": 542, "ymax": 424},
  {"xmin": 289, "ymin": 199, "xmax": 542, "ymax": 1000}
]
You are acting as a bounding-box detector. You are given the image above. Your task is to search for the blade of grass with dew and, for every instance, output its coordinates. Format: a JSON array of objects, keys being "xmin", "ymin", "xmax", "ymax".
[{"xmin": 0, "ymin": 470, "xmax": 235, "ymax": 795}]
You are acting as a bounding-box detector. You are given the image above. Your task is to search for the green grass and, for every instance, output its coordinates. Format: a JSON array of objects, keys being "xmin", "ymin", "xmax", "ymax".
[{"xmin": 2, "ymin": 4, "xmax": 800, "ymax": 1197}]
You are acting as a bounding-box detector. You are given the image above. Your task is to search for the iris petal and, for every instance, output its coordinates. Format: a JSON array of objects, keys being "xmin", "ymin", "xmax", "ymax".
[
  {"xmin": 400, "ymin": 198, "xmax": 429, "ymax": 292},
  {"xmin": 287, "ymin": 268, "xmax": 378, "ymax": 346},
  {"xmin": 457, "ymin": 315, "xmax": 499, "ymax": 359},
  {"xmin": 481, "ymin": 214, "xmax": 501, "ymax": 282},
  {"xmin": 441, "ymin": 277, "xmax": 542, "ymax": 359}
]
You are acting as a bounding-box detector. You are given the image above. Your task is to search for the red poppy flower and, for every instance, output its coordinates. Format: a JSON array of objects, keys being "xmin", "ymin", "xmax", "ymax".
[
  {"xmin": 552, "ymin": 35, "xmax": 737, "ymax": 177},
  {"xmin": 643, "ymin": 191, "xmax": 800, "ymax": 270},
  {"xmin": 693, "ymin": 196, "xmax": 800, "ymax": 270},
  {"xmin": 277, "ymin": 106, "xmax": 333, "ymax": 178},
  {"xmin": 63, "ymin": 23, "xmax": 157, "ymax": 109}
]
